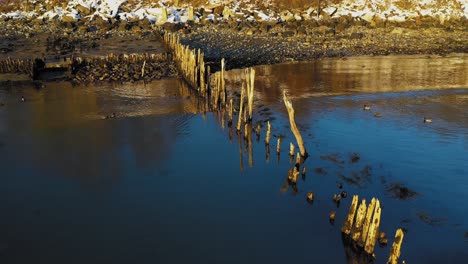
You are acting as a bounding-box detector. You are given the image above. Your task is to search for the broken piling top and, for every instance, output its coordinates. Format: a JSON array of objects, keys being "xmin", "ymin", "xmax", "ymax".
[
  {"xmin": 387, "ymin": 229, "xmax": 404, "ymax": 264},
  {"xmin": 342, "ymin": 195, "xmax": 359, "ymax": 235},
  {"xmin": 283, "ymin": 91, "xmax": 308, "ymax": 158}
]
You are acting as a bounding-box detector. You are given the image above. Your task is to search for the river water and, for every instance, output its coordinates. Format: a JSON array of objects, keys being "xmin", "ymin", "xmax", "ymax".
[{"xmin": 0, "ymin": 55, "xmax": 467, "ymax": 263}]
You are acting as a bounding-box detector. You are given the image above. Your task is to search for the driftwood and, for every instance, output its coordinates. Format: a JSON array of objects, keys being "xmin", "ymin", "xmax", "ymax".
[{"xmin": 283, "ymin": 92, "xmax": 308, "ymax": 158}]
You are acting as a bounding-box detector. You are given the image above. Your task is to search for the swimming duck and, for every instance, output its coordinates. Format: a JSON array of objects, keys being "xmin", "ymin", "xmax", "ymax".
[
  {"xmin": 423, "ymin": 117, "xmax": 432, "ymax": 123},
  {"xmin": 374, "ymin": 113, "xmax": 382, "ymax": 117},
  {"xmin": 363, "ymin": 104, "xmax": 371, "ymax": 110}
]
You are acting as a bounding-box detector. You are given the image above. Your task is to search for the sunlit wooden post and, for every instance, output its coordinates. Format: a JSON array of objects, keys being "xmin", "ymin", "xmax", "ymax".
[
  {"xmin": 289, "ymin": 143, "xmax": 295, "ymax": 157},
  {"xmin": 387, "ymin": 229, "xmax": 404, "ymax": 264},
  {"xmin": 342, "ymin": 195, "xmax": 359, "ymax": 235},
  {"xmin": 283, "ymin": 91, "xmax": 308, "ymax": 158},
  {"xmin": 265, "ymin": 121, "xmax": 271, "ymax": 145},
  {"xmin": 276, "ymin": 137, "xmax": 281, "ymax": 154},
  {"xmin": 236, "ymin": 83, "xmax": 245, "ymax": 131}
]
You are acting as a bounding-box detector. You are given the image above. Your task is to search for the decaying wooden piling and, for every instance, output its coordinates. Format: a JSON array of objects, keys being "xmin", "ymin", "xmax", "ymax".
[
  {"xmin": 351, "ymin": 199, "xmax": 367, "ymax": 242},
  {"xmin": 360, "ymin": 198, "xmax": 377, "ymax": 247},
  {"xmin": 364, "ymin": 200, "xmax": 381, "ymax": 254},
  {"xmin": 245, "ymin": 68, "xmax": 255, "ymax": 122},
  {"xmin": 265, "ymin": 121, "xmax": 271, "ymax": 145},
  {"xmin": 236, "ymin": 83, "xmax": 245, "ymax": 131},
  {"xmin": 387, "ymin": 229, "xmax": 404, "ymax": 264},
  {"xmin": 283, "ymin": 92, "xmax": 308, "ymax": 158},
  {"xmin": 342, "ymin": 195, "xmax": 359, "ymax": 235},
  {"xmin": 0, "ymin": 58, "xmax": 34, "ymax": 78},
  {"xmin": 276, "ymin": 138, "xmax": 281, "ymax": 154},
  {"xmin": 340, "ymin": 195, "xmax": 401, "ymax": 262},
  {"xmin": 289, "ymin": 143, "xmax": 295, "ymax": 156}
]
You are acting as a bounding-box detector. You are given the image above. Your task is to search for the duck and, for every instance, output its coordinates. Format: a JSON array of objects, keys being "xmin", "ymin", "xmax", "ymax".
[
  {"xmin": 363, "ymin": 104, "xmax": 371, "ymax": 110},
  {"xmin": 423, "ymin": 117, "xmax": 432, "ymax": 123},
  {"xmin": 21, "ymin": 96, "xmax": 26, "ymax": 102},
  {"xmin": 374, "ymin": 113, "xmax": 382, "ymax": 117}
]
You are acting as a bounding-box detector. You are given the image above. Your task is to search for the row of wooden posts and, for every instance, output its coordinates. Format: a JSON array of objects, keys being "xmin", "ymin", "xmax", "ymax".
[
  {"xmin": 341, "ymin": 195, "xmax": 404, "ymax": 264},
  {"xmin": 163, "ymin": 31, "xmax": 403, "ymax": 264},
  {"xmin": 0, "ymin": 57, "xmax": 34, "ymax": 77}
]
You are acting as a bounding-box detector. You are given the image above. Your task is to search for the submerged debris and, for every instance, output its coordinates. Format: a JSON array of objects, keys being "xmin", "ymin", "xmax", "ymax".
[
  {"xmin": 350, "ymin": 153, "xmax": 360, "ymax": 163},
  {"xmin": 314, "ymin": 167, "xmax": 327, "ymax": 175},
  {"xmin": 320, "ymin": 153, "xmax": 345, "ymax": 164},
  {"xmin": 416, "ymin": 211, "xmax": 446, "ymax": 226},
  {"xmin": 386, "ymin": 183, "xmax": 419, "ymax": 200}
]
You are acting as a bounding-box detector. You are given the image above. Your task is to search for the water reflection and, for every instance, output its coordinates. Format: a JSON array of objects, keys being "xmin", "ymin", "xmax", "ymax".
[
  {"xmin": 0, "ymin": 79, "xmax": 202, "ymax": 186},
  {"xmin": 1, "ymin": 55, "xmax": 467, "ymax": 264},
  {"xmin": 225, "ymin": 54, "xmax": 467, "ymax": 101}
]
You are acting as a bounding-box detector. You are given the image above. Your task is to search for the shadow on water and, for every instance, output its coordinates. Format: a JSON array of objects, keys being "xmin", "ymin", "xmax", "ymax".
[{"xmin": 0, "ymin": 55, "xmax": 467, "ymax": 263}]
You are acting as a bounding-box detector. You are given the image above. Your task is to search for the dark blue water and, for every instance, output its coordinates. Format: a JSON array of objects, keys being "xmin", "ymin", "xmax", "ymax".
[{"xmin": 0, "ymin": 55, "xmax": 467, "ymax": 263}]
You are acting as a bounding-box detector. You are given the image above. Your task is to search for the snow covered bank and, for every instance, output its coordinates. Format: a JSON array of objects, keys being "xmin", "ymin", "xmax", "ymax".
[{"xmin": 0, "ymin": 0, "xmax": 466, "ymax": 26}]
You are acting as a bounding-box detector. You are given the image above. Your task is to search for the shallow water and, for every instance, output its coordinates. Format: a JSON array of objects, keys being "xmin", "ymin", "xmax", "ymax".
[{"xmin": 0, "ymin": 55, "xmax": 467, "ymax": 263}]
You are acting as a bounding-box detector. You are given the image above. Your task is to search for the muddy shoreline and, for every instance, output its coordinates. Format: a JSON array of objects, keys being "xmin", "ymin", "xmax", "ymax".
[{"xmin": 1, "ymin": 17, "xmax": 467, "ymax": 83}]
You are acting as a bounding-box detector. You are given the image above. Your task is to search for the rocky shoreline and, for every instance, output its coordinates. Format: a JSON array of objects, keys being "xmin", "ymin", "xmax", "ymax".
[{"xmin": 0, "ymin": 12, "xmax": 467, "ymax": 83}]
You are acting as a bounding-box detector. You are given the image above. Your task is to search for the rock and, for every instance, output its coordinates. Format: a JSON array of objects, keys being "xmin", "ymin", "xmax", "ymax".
[
  {"xmin": 222, "ymin": 6, "xmax": 235, "ymax": 20},
  {"xmin": 391, "ymin": 27, "xmax": 404, "ymax": 34},
  {"xmin": 280, "ymin": 10, "xmax": 295, "ymax": 22},
  {"xmin": 62, "ymin": 15, "xmax": 78, "ymax": 23},
  {"xmin": 76, "ymin": 4, "xmax": 91, "ymax": 16},
  {"xmin": 131, "ymin": 25, "xmax": 141, "ymax": 32}
]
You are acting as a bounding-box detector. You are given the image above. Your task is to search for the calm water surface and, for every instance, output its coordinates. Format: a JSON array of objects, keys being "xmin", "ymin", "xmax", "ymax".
[{"xmin": 0, "ymin": 55, "xmax": 467, "ymax": 263}]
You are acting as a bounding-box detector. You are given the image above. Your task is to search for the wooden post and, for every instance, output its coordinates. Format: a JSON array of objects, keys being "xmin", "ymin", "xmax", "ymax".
[
  {"xmin": 342, "ymin": 195, "xmax": 359, "ymax": 235},
  {"xmin": 351, "ymin": 199, "xmax": 367, "ymax": 242},
  {"xmin": 236, "ymin": 83, "xmax": 245, "ymax": 131},
  {"xmin": 247, "ymin": 68, "xmax": 255, "ymax": 122},
  {"xmin": 289, "ymin": 143, "xmax": 295, "ymax": 157},
  {"xmin": 360, "ymin": 198, "xmax": 377, "ymax": 247},
  {"xmin": 288, "ymin": 166, "xmax": 299, "ymax": 184},
  {"xmin": 276, "ymin": 138, "xmax": 281, "ymax": 153},
  {"xmin": 265, "ymin": 121, "xmax": 271, "ymax": 145},
  {"xmin": 221, "ymin": 58, "xmax": 226, "ymax": 106},
  {"xmin": 283, "ymin": 91, "xmax": 308, "ymax": 158},
  {"xmin": 141, "ymin": 60, "xmax": 146, "ymax": 77},
  {"xmin": 255, "ymin": 124, "xmax": 261, "ymax": 138},
  {"xmin": 365, "ymin": 199, "xmax": 381, "ymax": 254},
  {"xmin": 387, "ymin": 229, "xmax": 404, "ymax": 264}
]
